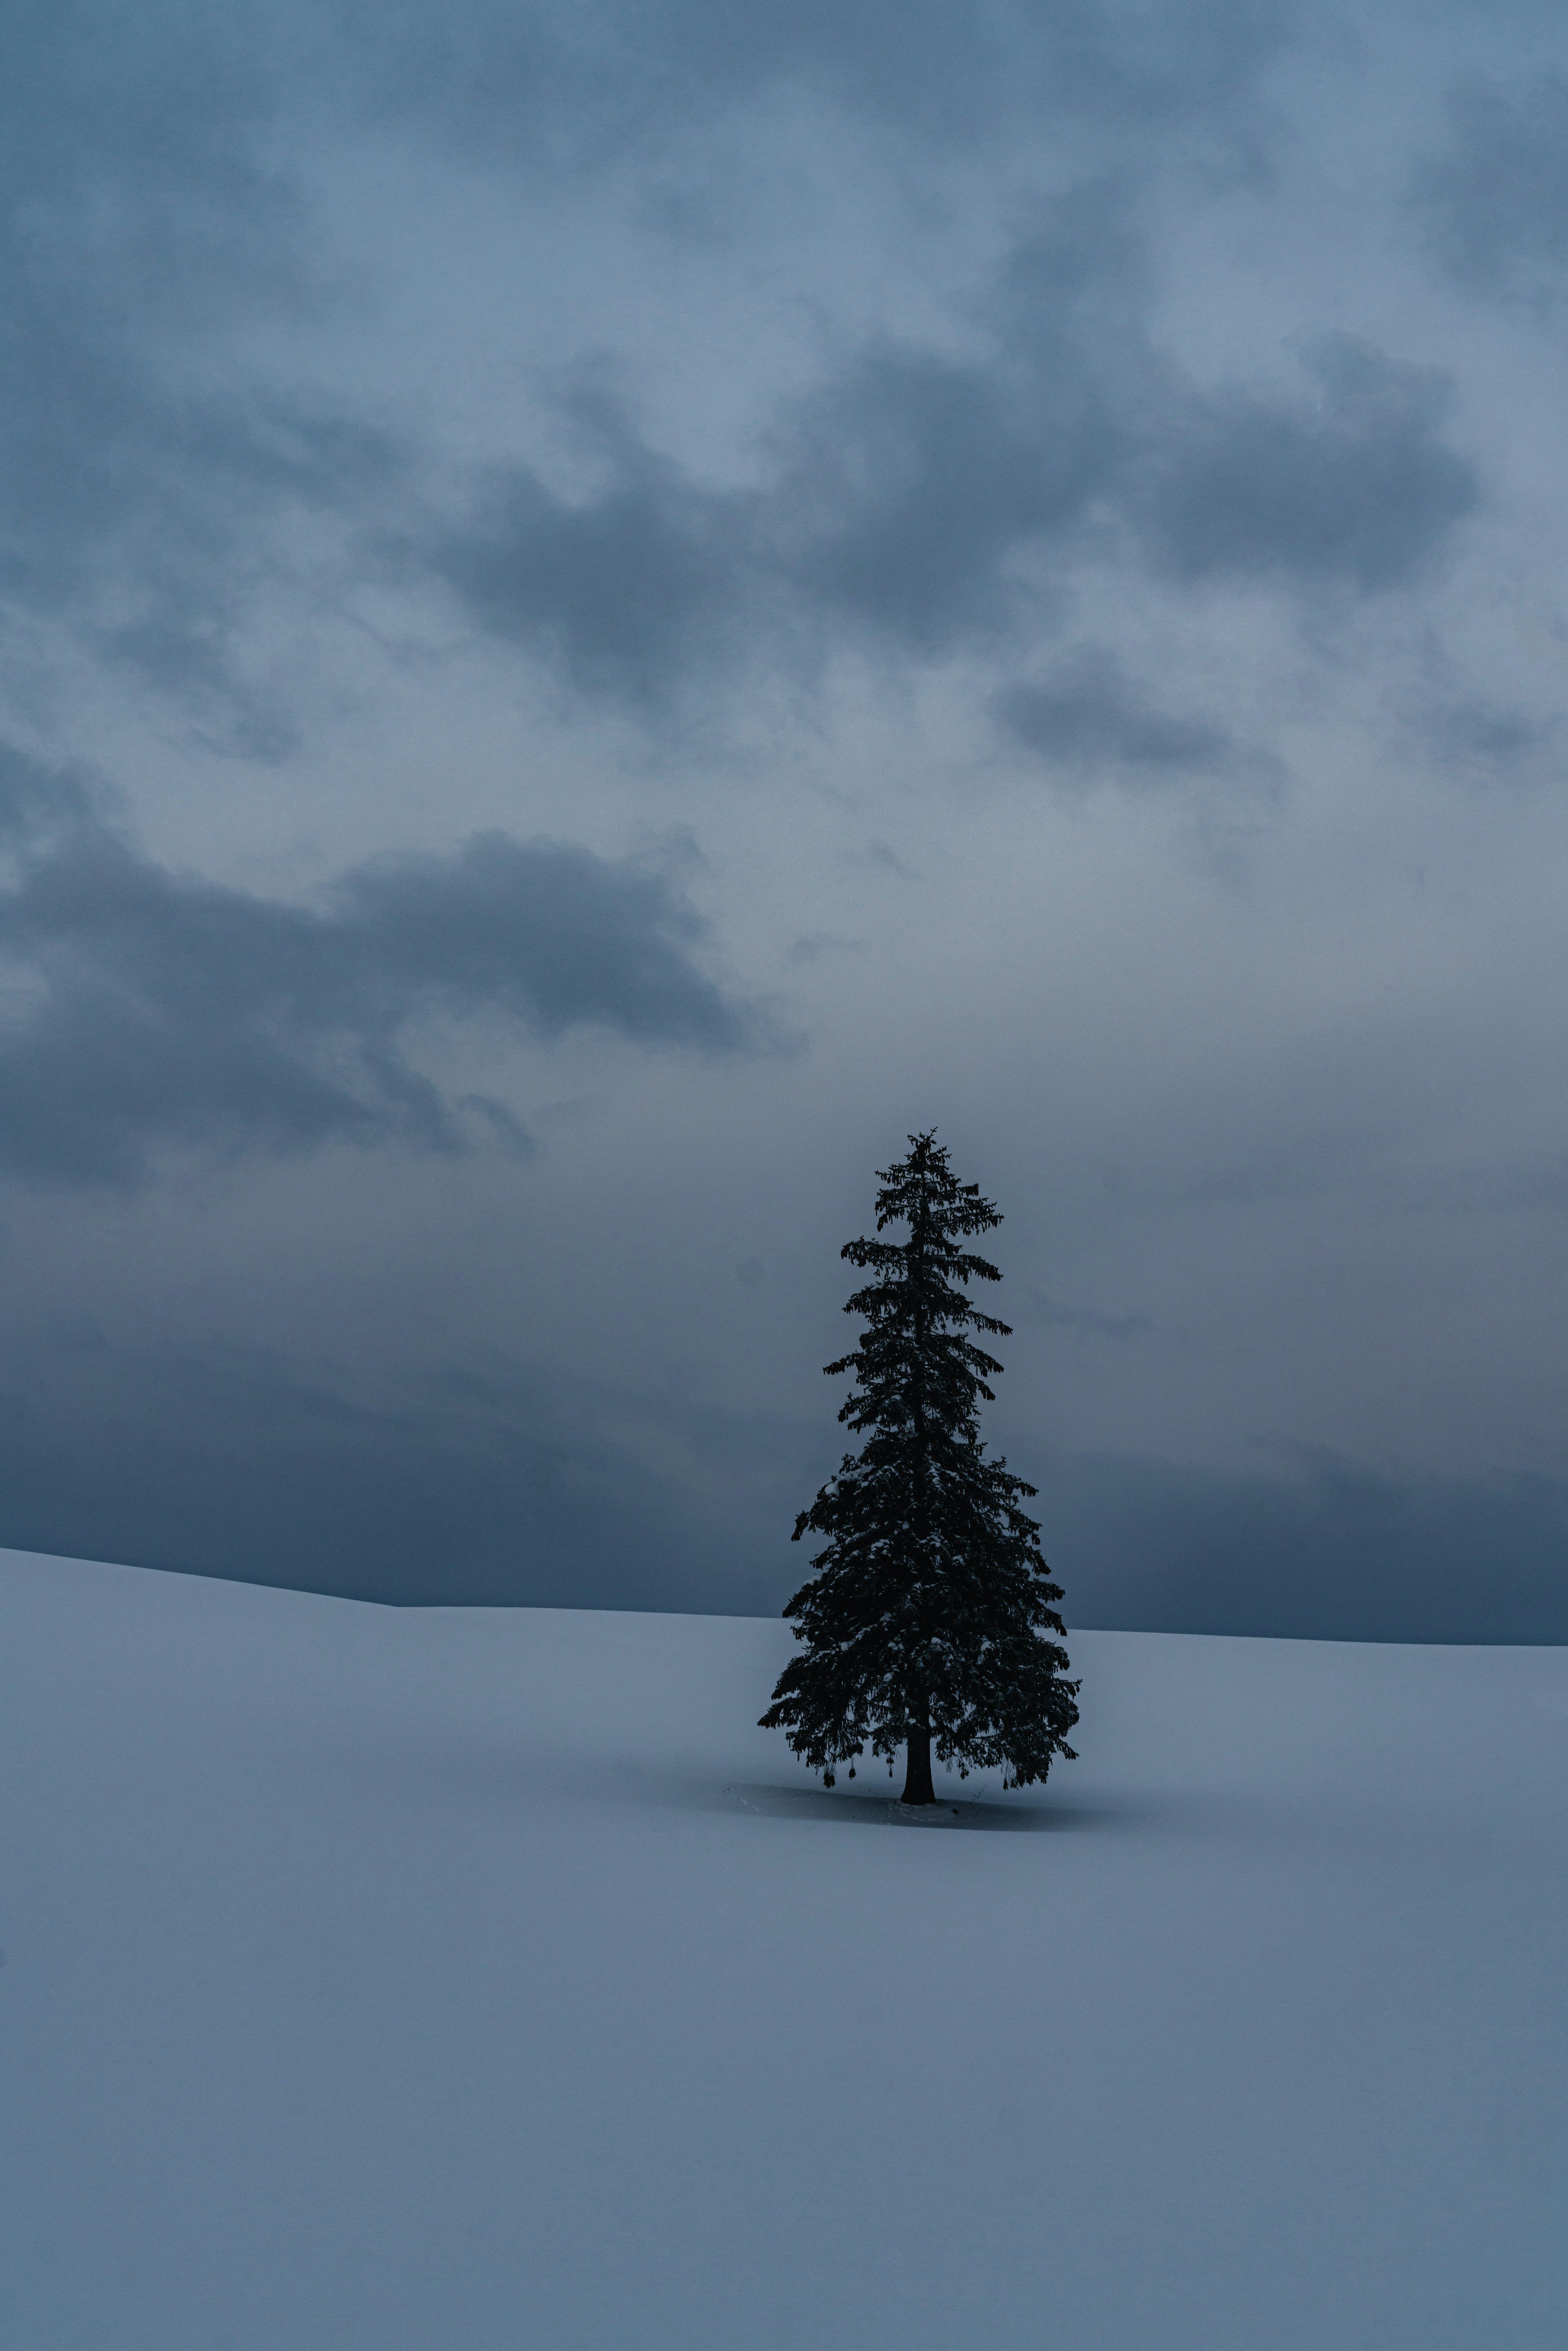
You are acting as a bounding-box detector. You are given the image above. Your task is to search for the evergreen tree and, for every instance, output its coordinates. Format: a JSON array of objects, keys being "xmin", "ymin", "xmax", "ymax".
[{"xmin": 761, "ymin": 1133, "xmax": 1080, "ymax": 1804}]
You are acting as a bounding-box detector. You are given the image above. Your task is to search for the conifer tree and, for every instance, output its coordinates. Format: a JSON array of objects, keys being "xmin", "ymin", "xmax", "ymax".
[{"xmin": 761, "ymin": 1133, "xmax": 1079, "ymax": 1804}]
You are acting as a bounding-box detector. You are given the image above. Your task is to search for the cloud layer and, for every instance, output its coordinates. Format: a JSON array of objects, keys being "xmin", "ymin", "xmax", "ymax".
[
  {"xmin": 425, "ymin": 305, "xmax": 1479, "ymax": 714},
  {"xmin": 0, "ymin": 6, "xmax": 1480, "ymax": 739},
  {"xmin": 0, "ymin": 754, "xmax": 757, "ymax": 1187},
  {"xmin": 2, "ymin": 0, "xmax": 1566, "ymax": 1642},
  {"xmin": 1417, "ymin": 72, "xmax": 1568, "ymax": 305}
]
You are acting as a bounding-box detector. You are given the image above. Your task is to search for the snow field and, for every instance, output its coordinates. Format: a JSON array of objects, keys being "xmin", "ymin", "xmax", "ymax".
[{"xmin": 1, "ymin": 1547, "xmax": 1565, "ymax": 2349}]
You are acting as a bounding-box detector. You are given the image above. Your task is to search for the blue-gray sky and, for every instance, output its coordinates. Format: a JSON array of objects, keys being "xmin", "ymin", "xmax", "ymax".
[{"xmin": 4, "ymin": 0, "xmax": 1568, "ymax": 1637}]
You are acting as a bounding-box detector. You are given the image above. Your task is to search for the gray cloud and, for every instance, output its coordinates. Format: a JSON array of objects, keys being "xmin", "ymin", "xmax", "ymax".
[
  {"xmin": 1430, "ymin": 696, "xmax": 1555, "ymax": 771},
  {"xmin": 778, "ymin": 343, "xmax": 1120, "ymax": 648},
  {"xmin": 336, "ymin": 0, "xmax": 1286, "ymax": 160},
  {"xmin": 1137, "ymin": 334, "xmax": 1479, "ymax": 591},
  {"xmin": 430, "ymin": 272, "xmax": 1477, "ymax": 706},
  {"xmin": 425, "ymin": 424, "xmax": 754, "ymax": 707},
  {"xmin": 423, "ymin": 202, "xmax": 1135, "ymax": 691},
  {"xmin": 0, "ymin": 8, "xmax": 402, "ymax": 744},
  {"xmin": 0, "ymin": 325, "xmax": 402, "ymax": 751},
  {"xmin": 0, "ymin": 0, "xmax": 1280, "ymax": 734},
  {"xmin": 1416, "ymin": 74, "xmax": 1568, "ymax": 305},
  {"xmin": 426, "ymin": 312, "xmax": 1119, "ymax": 696},
  {"xmin": 2, "ymin": 0, "xmax": 1561, "ymax": 1659},
  {"xmin": 0, "ymin": 752, "xmax": 759, "ymax": 1189},
  {"xmin": 0, "ymin": 1334, "xmax": 811, "ymax": 1613},
  {"xmin": 784, "ymin": 932, "xmax": 860, "ymax": 965},
  {"xmin": 1018, "ymin": 1285, "xmax": 1155, "ymax": 1343},
  {"xmin": 0, "ymin": 10, "xmax": 1476, "ymax": 737},
  {"xmin": 1046, "ymin": 1446, "xmax": 1568, "ymax": 1644},
  {"xmin": 8, "ymin": 1340, "xmax": 1566, "ymax": 1645},
  {"xmin": 995, "ymin": 646, "xmax": 1240, "ymax": 776}
]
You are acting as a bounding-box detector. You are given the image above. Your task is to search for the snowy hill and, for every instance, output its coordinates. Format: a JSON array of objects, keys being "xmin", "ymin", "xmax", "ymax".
[{"xmin": 1, "ymin": 1548, "xmax": 1564, "ymax": 2350}]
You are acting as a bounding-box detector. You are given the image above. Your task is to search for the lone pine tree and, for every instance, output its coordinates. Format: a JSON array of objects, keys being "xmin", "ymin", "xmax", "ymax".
[{"xmin": 760, "ymin": 1132, "xmax": 1080, "ymax": 1805}]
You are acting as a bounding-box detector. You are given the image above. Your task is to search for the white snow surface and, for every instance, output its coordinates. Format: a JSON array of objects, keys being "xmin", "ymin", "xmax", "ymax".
[{"xmin": 2, "ymin": 1548, "xmax": 1566, "ymax": 2350}]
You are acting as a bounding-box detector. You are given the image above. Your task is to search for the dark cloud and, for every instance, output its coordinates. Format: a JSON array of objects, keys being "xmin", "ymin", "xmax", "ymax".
[
  {"xmin": 784, "ymin": 932, "xmax": 860, "ymax": 965},
  {"xmin": 0, "ymin": 7, "xmax": 400, "ymax": 744},
  {"xmin": 0, "ymin": 325, "xmax": 401, "ymax": 748},
  {"xmin": 0, "ymin": 752, "xmax": 760, "ymax": 1189},
  {"xmin": 8, "ymin": 1341, "xmax": 1566, "ymax": 1646},
  {"xmin": 422, "ymin": 201, "xmax": 1138, "ymax": 691},
  {"xmin": 644, "ymin": 0, "xmax": 1282, "ymax": 140},
  {"xmin": 776, "ymin": 335, "xmax": 1123, "ymax": 650},
  {"xmin": 853, "ymin": 838, "xmax": 912, "ymax": 875},
  {"xmin": 1415, "ymin": 74, "xmax": 1568, "ymax": 304},
  {"xmin": 0, "ymin": 747, "xmax": 94, "ymax": 837},
  {"xmin": 0, "ymin": 0, "xmax": 1278, "ymax": 725},
  {"xmin": 1043, "ymin": 1445, "xmax": 1568, "ymax": 1643},
  {"xmin": 1016, "ymin": 1285, "xmax": 1155, "ymax": 1343},
  {"xmin": 425, "ymin": 427, "xmax": 754, "ymax": 707},
  {"xmin": 1136, "ymin": 335, "xmax": 1479, "ymax": 591},
  {"xmin": 995, "ymin": 646, "xmax": 1239, "ymax": 775},
  {"xmin": 426, "ymin": 320, "xmax": 1118, "ymax": 699},
  {"xmin": 337, "ymin": 0, "xmax": 1286, "ymax": 160},
  {"xmin": 430, "ymin": 261, "xmax": 1476, "ymax": 706},
  {"xmin": 0, "ymin": 8, "xmax": 1472, "ymax": 735},
  {"xmin": 0, "ymin": 1334, "xmax": 811, "ymax": 1613},
  {"xmin": 1430, "ymin": 696, "xmax": 1555, "ymax": 771},
  {"xmin": 0, "ymin": 5, "xmax": 305, "ymax": 295},
  {"xmin": 4, "ymin": 0, "xmax": 1559, "ymax": 1662}
]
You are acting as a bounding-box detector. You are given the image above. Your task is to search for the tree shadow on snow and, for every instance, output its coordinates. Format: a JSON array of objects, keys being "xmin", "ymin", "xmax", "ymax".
[{"xmin": 723, "ymin": 1782, "xmax": 1141, "ymax": 1834}]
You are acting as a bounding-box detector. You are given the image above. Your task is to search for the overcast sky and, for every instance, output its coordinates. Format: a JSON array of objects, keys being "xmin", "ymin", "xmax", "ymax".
[{"xmin": 4, "ymin": 0, "xmax": 1568, "ymax": 1638}]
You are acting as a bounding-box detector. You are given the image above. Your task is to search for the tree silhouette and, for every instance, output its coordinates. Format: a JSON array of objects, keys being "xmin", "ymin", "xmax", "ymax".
[{"xmin": 761, "ymin": 1133, "xmax": 1079, "ymax": 1804}]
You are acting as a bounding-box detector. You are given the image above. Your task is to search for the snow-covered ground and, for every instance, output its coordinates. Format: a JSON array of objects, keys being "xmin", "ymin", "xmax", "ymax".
[{"xmin": 1, "ymin": 1547, "xmax": 1564, "ymax": 2349}]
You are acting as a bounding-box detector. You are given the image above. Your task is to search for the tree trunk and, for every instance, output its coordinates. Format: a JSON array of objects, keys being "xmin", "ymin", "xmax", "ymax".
[{"xmin": 901, "ymin": 1719, "xmax": 935, "ymax": 1805}]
